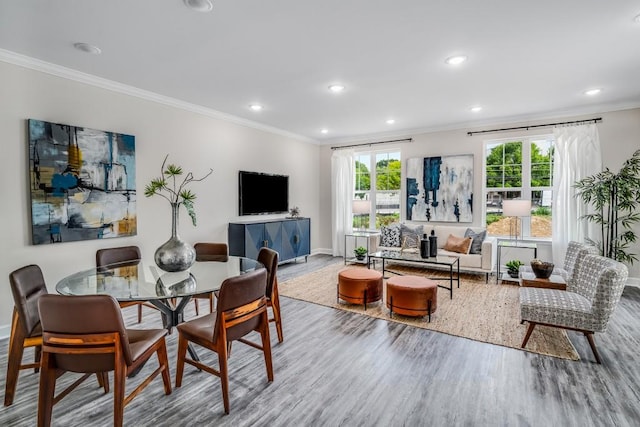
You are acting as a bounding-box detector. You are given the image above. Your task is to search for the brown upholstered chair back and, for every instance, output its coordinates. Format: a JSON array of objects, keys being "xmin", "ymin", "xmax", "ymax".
[
  {"xmin": 194, "ymin": 243, "xmax": 229, "ymax": 262},
  {"xmin": 257, "ymin": 247, "xmax": 278, "ymax": 297},
  {"xmin": 214, "ymin": 268, "xmax": 267, "ymax": 342},
  {"xmin": 96, "ymin": 246, "xmax": 141, "ymax": 270},
  {"xmin": 9, "ymin": 264, "xmax": 48, "ymax": 336},
  {"xmin": 38, "ymin": 294, "xmax": 133, "ymax": 371}
]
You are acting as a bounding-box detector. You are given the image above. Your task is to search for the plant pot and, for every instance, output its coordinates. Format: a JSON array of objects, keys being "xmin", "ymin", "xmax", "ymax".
[
  {"xmin": 507, "ymin": 271, "xmax": 519, "ymax": 278},
  {"xmin": 356, "ymin": 255, "xmax": 366, "ymax": 261}
]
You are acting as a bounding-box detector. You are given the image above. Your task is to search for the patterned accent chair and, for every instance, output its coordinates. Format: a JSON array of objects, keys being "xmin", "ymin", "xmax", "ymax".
[
  {"xmin": 519, "ymin": 254, "xmax": 628, "ymax": 363},
  {"xmin": 520, "ymin": 241, "xmax": 598, "ymax": 285}
]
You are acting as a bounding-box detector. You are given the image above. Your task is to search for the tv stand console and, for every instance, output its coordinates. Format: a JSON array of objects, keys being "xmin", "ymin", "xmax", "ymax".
[{"xmin": 228, "ymin": 217, "xmax": 310, "ymax": 263}]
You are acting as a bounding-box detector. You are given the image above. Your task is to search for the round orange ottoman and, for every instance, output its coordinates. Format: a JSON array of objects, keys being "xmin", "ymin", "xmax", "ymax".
[
  {"xmin": 337, "ymin": 268, "xmax": 383, "ymax": 310},
  {"xmin": 386, "ymin": 275, "xmax": 438, "ymax": 321}
]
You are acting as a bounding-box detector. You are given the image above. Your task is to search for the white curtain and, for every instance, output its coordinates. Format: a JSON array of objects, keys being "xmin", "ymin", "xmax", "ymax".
[
  {"xmin": 331, "ymin": 149, "xmax": 354, "ymax": 256},
  {"xmin": 552, "ymin": 124, "xmax": 602, "ymax": 265}
]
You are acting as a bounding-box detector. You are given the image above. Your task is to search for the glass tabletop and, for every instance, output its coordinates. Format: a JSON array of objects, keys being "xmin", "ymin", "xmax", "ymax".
[
  {"xmin": 56, "ymin": 256, "xmax": 264, "ymax": 301},
  {"xmin": 369, "ymin": 250, "xmax": 459, "ymax": 266}
]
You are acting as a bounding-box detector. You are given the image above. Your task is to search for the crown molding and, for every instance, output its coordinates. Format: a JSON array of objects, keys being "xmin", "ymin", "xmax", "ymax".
[{"xmin": 0, "ymin": 48, "xmax": 318, "ymax": 144}]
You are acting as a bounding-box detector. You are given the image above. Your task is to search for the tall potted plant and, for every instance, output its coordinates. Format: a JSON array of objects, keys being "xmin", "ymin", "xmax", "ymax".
[
  {"xmin": 574, "ymin": 149, "xmax": 640, "ymax": 264},
  {"xmin": 145, "ymin": 155, "xmax": 213, "ymax": 272}
]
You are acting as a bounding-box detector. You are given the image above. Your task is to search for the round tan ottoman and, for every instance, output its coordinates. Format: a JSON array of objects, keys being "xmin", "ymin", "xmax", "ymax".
[
  {"xmin": 386, "ymin": 275, "xmax": 438, "ymax": 321},
  {"xmin": 337, "ymin": 268, "xmax": 383, "ymax": 310}
]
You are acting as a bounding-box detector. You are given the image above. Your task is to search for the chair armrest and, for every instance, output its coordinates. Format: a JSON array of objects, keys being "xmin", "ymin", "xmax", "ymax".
[{"xmin": 481, "ymin": 236, "xmax": 497, "ymax": 272}]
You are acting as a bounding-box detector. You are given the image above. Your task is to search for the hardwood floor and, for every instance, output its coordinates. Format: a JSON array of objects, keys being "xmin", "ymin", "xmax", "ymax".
[{"xmin": 1, "ymin": 254, "xmax": 639, "ymax": 426}]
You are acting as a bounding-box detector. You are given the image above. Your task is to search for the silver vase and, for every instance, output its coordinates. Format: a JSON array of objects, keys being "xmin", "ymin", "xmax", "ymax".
[{"xmin": 154, "ymin": 203, "xmax": 196, "ymax": 272}]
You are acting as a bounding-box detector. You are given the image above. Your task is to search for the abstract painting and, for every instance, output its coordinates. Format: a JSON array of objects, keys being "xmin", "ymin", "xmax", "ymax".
[
  {"xmin": 28, "ymin": 119, "xmax": 137, "ymax": 245},
  {"xmin": 406, "ymin": 154, "xmax": 473, "ymax": 222}
]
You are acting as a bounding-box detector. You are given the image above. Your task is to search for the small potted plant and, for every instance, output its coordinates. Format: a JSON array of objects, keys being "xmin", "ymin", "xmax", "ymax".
[
  {"xmin": 505, "ymin": 259, "xmax": 524, "ymax": 278},
  {"xmin": 354, "ymin": 246, "xmax": 368, "ymax": 261}
]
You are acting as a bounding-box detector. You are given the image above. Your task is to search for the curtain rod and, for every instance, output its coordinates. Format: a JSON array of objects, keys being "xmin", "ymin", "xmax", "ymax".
[
  {"xmin": 467, "ymin": 117, "xmax": 602, "ymax": 136},
  {"xmin": 331, "ymin": 138, "xmax": 412, "ymax": 150}
]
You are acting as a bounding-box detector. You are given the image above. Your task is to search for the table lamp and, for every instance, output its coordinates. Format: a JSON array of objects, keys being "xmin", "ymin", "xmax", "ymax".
[{"xmin": 502, "ymin": 199, "xmax": 531, "ymax": 244}]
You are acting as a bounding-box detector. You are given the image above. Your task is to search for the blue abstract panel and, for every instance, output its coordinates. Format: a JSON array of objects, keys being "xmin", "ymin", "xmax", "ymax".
[
  {"xmin": 406, "ymin": 154, "xmax": 473, "ymax": 222},
  {"xmin": 28, "ymin": 119, "xmax": 137, "ymax": 245}
]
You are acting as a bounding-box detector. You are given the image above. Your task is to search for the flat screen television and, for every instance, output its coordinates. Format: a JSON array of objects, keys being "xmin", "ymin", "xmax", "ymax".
[{"xmin": 239, "ymin": 171, "xmax": 289, "ymax": 215}]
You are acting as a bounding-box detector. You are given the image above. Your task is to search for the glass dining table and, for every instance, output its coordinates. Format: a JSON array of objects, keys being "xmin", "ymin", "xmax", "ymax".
[{"xmin": 56, "ymin": 256, "xmax": 264, "ymax": 361}]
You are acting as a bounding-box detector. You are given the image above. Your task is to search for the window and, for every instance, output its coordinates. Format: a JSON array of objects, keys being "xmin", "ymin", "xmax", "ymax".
[
  {"xmin": 353, "ymin": 150, "xmax": 401, "ymax": 229},
  {"xmin": 484, "ymin": 136, "xmax": 554, "ymax": 238}
]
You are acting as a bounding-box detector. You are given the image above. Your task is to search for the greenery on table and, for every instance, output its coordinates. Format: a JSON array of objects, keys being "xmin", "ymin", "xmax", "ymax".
[
  {"xmin": 144, "ymin": 155, "xmax": 213, "ymax": 226},
  {"xmin": 354, "ymin": 246, "xmax": 368, "ymax": 258},
  {"xmin": 574, "ymin": 149, "xmax": 640, "ymax": 264},
  {"xmin": 506, "ymin": 259, "xmax": 524, "ymax": 276}
]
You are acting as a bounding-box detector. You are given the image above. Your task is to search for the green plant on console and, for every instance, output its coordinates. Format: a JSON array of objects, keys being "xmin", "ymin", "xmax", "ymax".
[
  {"xmin": 354, "ymin": 246, "xmax": 368, "ymax": 259},
  {"xmin": 506, "ymin": 259, "xmax": 524, "ymax": 277}
]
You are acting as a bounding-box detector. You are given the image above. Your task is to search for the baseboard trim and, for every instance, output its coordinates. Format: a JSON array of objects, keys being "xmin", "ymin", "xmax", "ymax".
[
  {"xmin": 0, "ymin": 324, "xmax": 10, "ymax": 341},
  {"xmin": 627, "ymin": 277, "xmax": 640, "ymax": 288}
]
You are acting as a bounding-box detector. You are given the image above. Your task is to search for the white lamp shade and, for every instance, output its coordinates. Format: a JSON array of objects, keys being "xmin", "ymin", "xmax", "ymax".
[
  {"xmin": 502, "ymin": 199, "xmax": 532, "ymax": 217},
  {"xmin": 352, "ymin": 199, "xmax": 371, "ymax": 214}
]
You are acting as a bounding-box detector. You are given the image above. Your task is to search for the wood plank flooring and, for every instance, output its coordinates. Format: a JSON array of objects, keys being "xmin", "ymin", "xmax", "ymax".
[{"xmin": 1, "ymin": 254, "xmax": 639, "ymax": 426}]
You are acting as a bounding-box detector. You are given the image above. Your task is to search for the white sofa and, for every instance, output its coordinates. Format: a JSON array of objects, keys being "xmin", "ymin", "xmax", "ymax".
[{"xmin": 376, "ymin": 223, "xmax": 497, "ymax": 281}]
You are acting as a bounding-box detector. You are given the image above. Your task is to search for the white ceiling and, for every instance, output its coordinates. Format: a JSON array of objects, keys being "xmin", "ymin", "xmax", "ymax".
[{"xmin": 1, "ymin": 1, "xmax": 640, "ymax": 143}]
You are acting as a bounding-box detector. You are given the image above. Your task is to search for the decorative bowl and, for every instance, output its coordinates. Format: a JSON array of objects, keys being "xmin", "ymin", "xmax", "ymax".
[{"xmin": 531, "ymin": 260, "xmax": 554, "ymax": 279}]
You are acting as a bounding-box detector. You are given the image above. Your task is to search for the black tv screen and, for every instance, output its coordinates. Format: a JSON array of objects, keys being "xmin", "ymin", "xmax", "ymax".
[{"xmin": 239, "ymin": 171, "xmax": 289, "ymax": 215}]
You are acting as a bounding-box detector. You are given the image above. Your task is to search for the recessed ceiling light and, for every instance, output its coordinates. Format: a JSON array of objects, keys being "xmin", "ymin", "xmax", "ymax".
[
  {"xmin": 320, "ymin": 129, "xmax": 329, "ymax": 134},
  {"xmin": 470, "ymin": 106, "xmax": 482, "ymax": 112},
  {"xmin": 249, "ymin": 104, "xmax": 263, "ymax": 111},
  {"xmin": 386, "ymin": 119, "xmax": 396, "ymax": 124},
  {"xmin": 328, "ymin": 84, "xmax": 345, "ymax": 93},
  {"xmin": 584, "ymin": 88, "xmax": 602, "ymax": 96},
  {"xmin": 445, "ymin": 55, "xmax": 467, "ymax": 65},
  {"xmin": 183, "ymin": 0, "xmax": 213, "ymax": 12},
  {"xmin": 73, "ymin": 42, "xmax": 101, "ymax": 55}
]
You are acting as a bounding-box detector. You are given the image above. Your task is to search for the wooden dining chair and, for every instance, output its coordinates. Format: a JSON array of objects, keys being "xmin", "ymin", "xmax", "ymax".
[
  {"xmin": 258, "ymin": 247, "xmax": 284, "ymax": 343},
  {"xmin": 4, "ymin": 265, "xmax": 48, "ymax": 406},
  {"xmin": 96, "ymin": 245, "xmax": 158, "ymax": 323},
  {"xmin": 37, "ymin": 294, "xmax": 172, "ymax": 427},
  {"xmin": 192, "ymin": 242, "xmax": 229, "ymax": 315},
  {"xmin": 175, "ymin": 268, "xmax": 273, "ymax": 414}
]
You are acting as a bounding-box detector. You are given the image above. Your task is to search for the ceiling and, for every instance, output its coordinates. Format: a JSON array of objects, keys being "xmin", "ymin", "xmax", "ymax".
[{"xmin": 1, "ymin": 1, "xmax": 639, "ymax": 143}]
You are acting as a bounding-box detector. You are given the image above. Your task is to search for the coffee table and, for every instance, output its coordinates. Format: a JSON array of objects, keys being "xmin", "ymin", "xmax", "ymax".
[
  {"xmin": 519, "ymin": 272, "xmax": 567, "ymax": 290},
  {"xmin": 368, "ymin": 250, "xmax": 459, "ymax": 299}
]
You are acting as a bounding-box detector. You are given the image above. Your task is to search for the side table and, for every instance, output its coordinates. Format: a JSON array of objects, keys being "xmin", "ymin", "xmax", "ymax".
[
  {"xmin": 496, "ymin": 240, "xmax": 537, "ymax": 284},
  {"xmin": 344, "ymin": 230, "xmax": 380, "ymax": 265},
  {"xmin": 519, "ymin": 272, "xmax": 567, "ymax": 290}
]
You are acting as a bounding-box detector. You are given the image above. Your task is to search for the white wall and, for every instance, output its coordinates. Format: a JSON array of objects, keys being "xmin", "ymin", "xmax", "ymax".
[
  {"xmin": 0, "ymin": 60, "xmax": 321, "ymax": 331},
  {"xmin": 319, "ymin": 108, "xmax": 640, "ymax": 278}
]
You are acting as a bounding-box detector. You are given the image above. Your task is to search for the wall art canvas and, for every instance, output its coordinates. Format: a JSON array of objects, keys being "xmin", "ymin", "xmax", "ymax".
[
  {"xmin": 406, "ymin": 154, "xmax": 473, "ymax": 222},
  {"xmin": 28, "ymin": 119, "xmax": 137, "ymax": 245}
]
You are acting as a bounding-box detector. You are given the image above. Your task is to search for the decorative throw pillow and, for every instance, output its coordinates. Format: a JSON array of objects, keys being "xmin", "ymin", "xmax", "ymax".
[
  {"xmin": 380, "ymin": 223, "xmax": 401, "ymax": 247},
  {"xmin": 400, "ymin": 223, "xmax": 424, "ymax": 248},
  {"xmin": 464, "ymin": 228, "xmax": 487, "ymax": 255},
  {"xmin": 443, "ymin": 234, "xmax": 473, "ymax": 254}
]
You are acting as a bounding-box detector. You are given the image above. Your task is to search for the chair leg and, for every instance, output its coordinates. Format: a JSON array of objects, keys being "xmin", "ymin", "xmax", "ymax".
[
  {"xmin": 113, "ymin": 357, "xmax": 126, "ymax": 427},
  {"xmin": 219, "ymin": 340, "xmax": 230, "ymax": 414},
  {"xmin": 261, "ymin": 313, "xmax": 274, "ymax": 382},
  {"xmin": 175, "ymin": 334, "xmax": 189, "ymax": 388},
  {"xmin": 157, "ymin": 340, "xmax": 173, "ymax": 395},
  {"xmin": 209, "ymin": 294, "xmax": 214, "ymax": 313},
  {"xmin": 4, "ymin": 311, "xmax": 26, "ymax": 406},
  {"xmin": 521, "ymin": 322, "xmax": 537, "ymax": 348},
  {"xmin": 137, "ymin": 304, "xmax": 143, "ymax": 324},
  {"xmin": 34, "ymin": 346, "xmax": 42, "ymax": 373},
  {"xmin": 194, "ymin": 299, "xmax": 200, "ymax": 316},
  {"xmin": 37, "ymin": 352, "xmax": 56, "ymax": 427},
  {"xmin": 97, "ymin": 372, "xmax": 110, "ymax": 393},
  {"xmin": 271, "ymin": 284, "xmax": 284, "ymax": 343},
  {"xmin": 585, "ymin": 332, "xmax": 602, "ymax": 364}
]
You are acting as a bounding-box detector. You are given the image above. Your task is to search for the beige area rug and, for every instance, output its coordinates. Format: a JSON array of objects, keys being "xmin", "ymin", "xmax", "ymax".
[{"xmin": 280, "ymin": 262, "xmax": 579, "ymax": 360}]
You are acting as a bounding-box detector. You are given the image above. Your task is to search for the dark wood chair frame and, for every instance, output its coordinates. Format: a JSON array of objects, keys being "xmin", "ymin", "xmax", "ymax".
[
  {"xmin": 175, "ymin": 295, "xmax": 273, "ymax": 414},
  {"xmin": 521, "ymin": 320, "xmax": 603, "ymax": 364},
  {"xmin": 4, "ymin": 308, "xmax": 42, "ymax": 406},
  {"xmin": 38, "ymin": 330, "xmax": 172, "ymax": 426}
]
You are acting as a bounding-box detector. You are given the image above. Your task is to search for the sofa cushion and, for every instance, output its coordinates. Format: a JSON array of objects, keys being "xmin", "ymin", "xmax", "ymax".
[
  {"xmin": 464, "ymin": 228, "xmax": 487, "ymax": 255},
  {"xmin": 439, "ymin": 249, "xmax": 483, "ymax": 269},
  {"xmin": 443, "ymin": 234, "xmax": 473, "ymax": 254},
  {"xmin": 400, "ymin": 223, "xmax": 423, "ymax": 248},
  {"xmin": 380, "ymin": 223, "xmax": 401, "ymax": 247}
]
